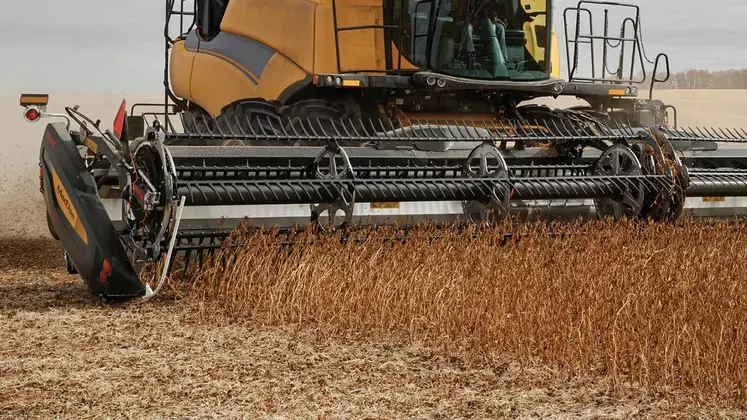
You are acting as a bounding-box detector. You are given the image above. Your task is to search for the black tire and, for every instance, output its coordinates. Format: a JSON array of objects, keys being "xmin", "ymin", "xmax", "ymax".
[
  {"xmin": 181, "ymin": 109, "xmax": 211, "ymax": 134},
  {"xmin": 216, "ymin": 99, "xmax": 286, "ymax": 146},
  {"xmin": 281, "ymin": 98, "xmax": 364, "ymax": 147},
  {"xmin": 170, "ymin": 107, "xmax": 212, "ymax": 146}
]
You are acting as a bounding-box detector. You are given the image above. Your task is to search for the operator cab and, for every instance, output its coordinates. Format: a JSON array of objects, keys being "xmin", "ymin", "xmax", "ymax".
[{"xmin": 390, "ymin": 0, "xmax": 551, "ymax": 81}]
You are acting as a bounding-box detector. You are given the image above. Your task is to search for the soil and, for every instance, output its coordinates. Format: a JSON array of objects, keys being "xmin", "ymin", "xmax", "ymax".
[{"xmin": 0, "ymin": 239, "xmax": 744, "ymax": 419}]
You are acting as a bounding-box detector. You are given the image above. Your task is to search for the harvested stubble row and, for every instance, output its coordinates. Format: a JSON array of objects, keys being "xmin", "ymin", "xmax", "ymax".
[{"xmin": 167, "ymin": 218, "xmax": 747, "ymax": 405}]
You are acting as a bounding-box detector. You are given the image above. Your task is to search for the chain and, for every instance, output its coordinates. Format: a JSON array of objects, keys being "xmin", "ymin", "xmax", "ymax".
[
  {"xmin": 569, "ymin": 5, "xmax": 657, "ymax": 80},
  {"xmin": 636, "ymin": 12, "xmax": 656, "ymax": 65},
  {"xmin": 603, "ymin": 24, "xmax": 624, "ymax": 77},
  {"xmin": 603, "ymin": 10, "xmax": 656, "ymax": 77}
]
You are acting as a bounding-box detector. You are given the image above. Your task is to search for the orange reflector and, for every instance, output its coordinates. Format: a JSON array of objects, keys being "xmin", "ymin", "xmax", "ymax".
[
  {"xmin": 608, "ymin": 89, "xmax": 626, "ymax": 96},
  {"xmin": 342, "ymin": 79, "xmax": 361, "ymax": 87},
  {"xmin": 20, "ymin": 94, "xmax": 49, "ymax": 107}
]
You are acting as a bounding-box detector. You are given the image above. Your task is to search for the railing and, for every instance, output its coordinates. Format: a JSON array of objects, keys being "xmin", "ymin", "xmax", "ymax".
[
  {"xmin": 153, "ymin": 0, "xmax": 199, "ymax": 132},
  {"xmin": 165, "ymin": 0, "xmax": 196, "ymax": 44},
  {"xmin": 649, "ymin": 53, "xmax": 670, "ymax": 100},
  {"xmin": 563, "ymin": 1, "xmax": 658, "ymax": 84}
]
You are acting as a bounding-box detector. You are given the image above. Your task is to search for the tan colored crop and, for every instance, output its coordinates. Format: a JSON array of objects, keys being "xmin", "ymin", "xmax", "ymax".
[{"xmin": 162, "ymin": 218, "xmax": 747, "ymax": 404}]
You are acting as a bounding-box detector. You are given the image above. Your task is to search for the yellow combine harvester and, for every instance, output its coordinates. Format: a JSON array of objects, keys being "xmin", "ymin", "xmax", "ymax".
[
  {"xmin": 170, "ymin": 0, "xmax": 564, "ymax": 122},
  {"xmin": 19, "ymin": 0, "xmax": 747, "ymax": 301},
  {"xmin": 166, "ymin": 0, "xmax": 654, "ymax": 136}
]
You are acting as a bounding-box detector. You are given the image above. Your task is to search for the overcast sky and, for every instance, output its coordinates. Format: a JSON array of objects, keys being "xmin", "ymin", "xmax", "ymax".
[{"xmin": 1, "ymin": 0, "xmax": 745, "ymax": 94}]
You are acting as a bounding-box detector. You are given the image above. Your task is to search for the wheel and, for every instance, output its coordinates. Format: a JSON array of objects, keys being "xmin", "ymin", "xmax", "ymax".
[
  {"xmin": 632, "ymin": 129, "xmax": 687, "ymax": 222},
  {"xmin": 280, "ymin": 97, "xmax": 364, "ymax": 147},
  {"xmin": 181, "ymin": 109, "xmax": 211, "ymax": 134},
  {"xmin": 461, "ymin": 144, "xmax": 511, "ymax": 225},
  {"xmin": 309, "ymin": 146, "xmax": 356, "ymax": 231},
  {"xmin": 123, "ymin": 141, "xmax": 173, "ymax": 261},
  {"xmin": 216, "ymin": 99, "xmax": 286, "ymax": 146},
  {"xmin": 171, "ymin": 107, "xmax": 212, "ymax": 146},
  {"xmin": 592, "ymin": 144, "xmax": 645, "ymax": 220}
]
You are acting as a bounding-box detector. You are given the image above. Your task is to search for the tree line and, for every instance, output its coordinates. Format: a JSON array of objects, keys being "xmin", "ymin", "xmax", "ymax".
[{"xmin": 644, "ymin": 69, "xmax": 747, "ymax": 90}]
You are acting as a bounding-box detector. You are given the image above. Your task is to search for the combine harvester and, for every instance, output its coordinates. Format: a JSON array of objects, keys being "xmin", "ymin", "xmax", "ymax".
[{"xmin": 20, "ymin": 0, "xmax": 747, "ymax": 301}]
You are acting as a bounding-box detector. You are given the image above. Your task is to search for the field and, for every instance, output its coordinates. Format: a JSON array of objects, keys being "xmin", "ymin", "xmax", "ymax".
[{"xmin": 2, "ymin": 91, "xmax": 747, "ymax": 418}]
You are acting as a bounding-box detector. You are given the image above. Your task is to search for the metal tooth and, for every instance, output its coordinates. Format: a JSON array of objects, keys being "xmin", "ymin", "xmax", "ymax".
[
  {"xmin": 659, "ymin": 125, "xmax": 747, "ymax": 143},
  {"xmin": 165, "ymin": 116, "xmax": 643, "ymax": 144}
]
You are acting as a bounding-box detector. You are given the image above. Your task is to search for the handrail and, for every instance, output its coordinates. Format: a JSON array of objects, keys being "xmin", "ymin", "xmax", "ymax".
[
  {"xmin": 563, "ymin": 1, "xmax": 650, "ymax": 85},
  {"xmin": 649, "ymin": 53, "xmax": 671, "ymax": 100}
]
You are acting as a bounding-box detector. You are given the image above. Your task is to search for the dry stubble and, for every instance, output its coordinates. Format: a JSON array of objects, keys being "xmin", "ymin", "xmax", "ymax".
[{"xmin": 173, "ymin": 218, "xmax": 747, "ymax": 406}]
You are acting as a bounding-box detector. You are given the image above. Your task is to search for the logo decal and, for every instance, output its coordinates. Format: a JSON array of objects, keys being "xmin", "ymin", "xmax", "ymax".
[
  {"xmin": 84, "ymin": 136, "xmax": 98, "ymax": 154},
  {"xmin": 51, "ymin": 167, "xmax": 88, "ymax": 244}
]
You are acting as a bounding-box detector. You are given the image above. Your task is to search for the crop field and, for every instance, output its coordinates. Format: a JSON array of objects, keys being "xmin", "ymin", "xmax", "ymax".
[
  {"xmin": 1, "ymin": 91, "xmax": 747, "ymax": 418},
  {"xmin": 177, "ymin": 218, "xmax": 747, "ymax": 398}
]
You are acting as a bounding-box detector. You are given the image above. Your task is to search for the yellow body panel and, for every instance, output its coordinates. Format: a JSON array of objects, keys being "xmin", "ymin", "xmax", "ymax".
[
  {"xmin": 257, "ymin": 54, "xmax": 310, "ymax": 101},
  {"xmin": 169, "ymin": 41, "xmax": 195, "ymax": 101},
  {"xmin": 391, "ymin": 42, "xmax": 420, "ymax": 71},
  {"xmin": 190, "ymin": 52, "xmax": 260, "ymax": 116},
  {"xmin": 314, "ymin": 1, "xmax": 387, "ymax": 74},
  {"xmin": 550, "ymin": 30, "xmax": 561, "ymax": 78},
  {"xmin": 184, "ymin": 47, "xmax": 311, "ymax": 116},
  {"xmin": 313, "ymin": 4, "xmax": 341, "ymax": 74},
  {"xmin": 519, "ymin": 0, "xmax": 560, "ymax": 77},
  {"xmin": 221, "ymin": 0, "xmax": 317, "ymax": 73}
]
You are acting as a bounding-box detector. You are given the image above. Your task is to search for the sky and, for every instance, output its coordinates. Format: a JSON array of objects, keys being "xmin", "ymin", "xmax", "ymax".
[{"xmin": 1, "ymin": 0, "xmax": 745, "ymax": 94}]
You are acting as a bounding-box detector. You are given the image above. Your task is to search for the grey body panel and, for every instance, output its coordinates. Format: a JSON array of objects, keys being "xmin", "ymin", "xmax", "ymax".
[{"xmin": 183, "ymin": 29, "xmax": 275, "ymax": 84}]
